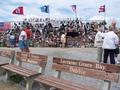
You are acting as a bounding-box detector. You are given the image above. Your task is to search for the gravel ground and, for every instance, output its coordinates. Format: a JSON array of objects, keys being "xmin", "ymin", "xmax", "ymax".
[{"xmin": 0, "ymin": 47, "xmax": 120, "ymax": 90}]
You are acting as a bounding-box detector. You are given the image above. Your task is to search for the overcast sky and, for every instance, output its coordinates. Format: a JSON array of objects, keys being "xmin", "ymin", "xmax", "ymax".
[{"xmin": 0, "ymin": 0, "xmax": 120, "ymax": 22}]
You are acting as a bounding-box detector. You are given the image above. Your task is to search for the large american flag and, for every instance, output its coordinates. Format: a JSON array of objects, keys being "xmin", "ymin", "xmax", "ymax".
[
  {"xmin": 0, "ymin": 22, "xmax": 11, "ymax": 32},
  {"xmin": 71, "ymin": 5, "xmax": 77, "ymax": 13}
]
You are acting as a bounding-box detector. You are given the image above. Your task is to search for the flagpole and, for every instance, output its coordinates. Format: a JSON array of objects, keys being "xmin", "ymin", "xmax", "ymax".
[
  {"xmin": 103, "ymin": 12, "xmax": 105, "ymax": 32},
  {"xmin": 99, "ymin": 4, "xmax": 106, "ymax": 32},
  {"xmin": 45, "ymin": 0, "xmax": 50, "ymax": 21},
  {"xmin": 48, "ymin": 6, "xmax": 50, "ymax": 22},
  {"xmin": 75, "ymin": 5, "xmax": 77, "ymax": 20},
  {"xmin": 103, "ymin": 5, "xmax": 106, "ymax": 32},
  {"xmin": 75, "ymin": 9, "xmax": 77, "ymax": 20}
]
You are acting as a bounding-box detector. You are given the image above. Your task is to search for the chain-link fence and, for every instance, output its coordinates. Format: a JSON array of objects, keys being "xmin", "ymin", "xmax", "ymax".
[{"xmin": 0, "ymin": 19, "xmax": 106, "ymax": 48}]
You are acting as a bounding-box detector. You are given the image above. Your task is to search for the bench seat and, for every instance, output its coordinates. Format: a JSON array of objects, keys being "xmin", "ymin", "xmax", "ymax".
[
  {"xmin": 35, "ymin": 75, "xmax": 99, "ymax": 90},
  {"xmin": 1, "ymin": 52, "xmax": 48, "ymax": 90},
  {"xmin": 0, "ymin": 62, "xmax": 9, "ymax": 66},
  {"xmin": 1, "ymin": 64, "xmax": 40, "ymax": 77}
]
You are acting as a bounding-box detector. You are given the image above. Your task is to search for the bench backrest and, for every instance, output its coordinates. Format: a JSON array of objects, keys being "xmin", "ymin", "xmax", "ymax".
[
  {"xmin": 53, "ymin": 57, "xmax": 120, "ymax": 83},
  {"xmin": 0, "ymin": 49, "xmax": 15, "ymax": 64},
  {"xmin": 16, "ymin": 52, "xmax": 47, "ymax": 73}
]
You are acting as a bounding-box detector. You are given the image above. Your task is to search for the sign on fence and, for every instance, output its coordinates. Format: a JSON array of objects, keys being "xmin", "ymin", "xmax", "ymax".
[{"xmin": 0, "ymin": 22, "xmax": 11, "ymax": 32}]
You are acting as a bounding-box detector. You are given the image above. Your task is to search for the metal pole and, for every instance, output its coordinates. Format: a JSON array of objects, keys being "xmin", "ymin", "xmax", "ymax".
[{"xmin": 103, "ymin": 12, "xmax": 106, "ymax": 32}]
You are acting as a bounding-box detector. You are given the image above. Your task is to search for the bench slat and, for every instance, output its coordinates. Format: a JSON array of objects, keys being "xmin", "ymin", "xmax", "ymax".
[
  {"xmin": 0, "ymin": 62, "xmax": 9, "ymax": 66},
  {"xmin": 29, "ymin": 54, "xmax": 47, "ymax": 62},
  {"xmin": 5, "ymin": 64, "xmax": 37, "ymax": 75},
  {"xmin": 0, "ymin": 50, "xmax": 15, "ymax": 58},
  {"xmin": 36, "ymin": 75, "xmax": 98, "ymax": 90},
  {"xmin": 53, "ymin": 57, "xmax": 120, "ymax": 73},
  {"xmin": 2, "ymin": 64, "xmax": 40, "ymax": 77},
  {"xmin": 16, "ymin": 52, "xmax": 29, "ymax": 62},
  {"xmin": 36, "ymin": 75, "xmax": 99, "ymax": 90},
  {"xmin": 53, "ymin": 64, "xmax": 119, "ymax": 82},
  {"xmin": 2, "ymin": 65, "xmax": 30, "ymax": 77},
  {"xmin": 16, "ymin": 52, "xmax": 47, "ymax": 66}
]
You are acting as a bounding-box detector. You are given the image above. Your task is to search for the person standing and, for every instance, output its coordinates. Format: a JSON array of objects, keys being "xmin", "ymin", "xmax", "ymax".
[
  {"xmin": 9, "ymin": 33, "xmax": 15, "ymax": 47},
  {"xmin": 18, "ymin": 28, "xmax": 27, "ymax": 52},
  {"xmin": 61, "ymin": 32, "xmax": 66, "ymax": 48},
  {"xmin": 102, "ymin": 26, "xmax": 119, "ymax": 64},
  {"xmin": 111, "ymin": 20, "xmax": 120, "ymax": 64},
  {"xmin": 94, "ymin": 27, "xmax": 104, "ymax": 63},
  {"xmin": 24, "ymin": 25, "xmax": 31, "ymax": 52}
]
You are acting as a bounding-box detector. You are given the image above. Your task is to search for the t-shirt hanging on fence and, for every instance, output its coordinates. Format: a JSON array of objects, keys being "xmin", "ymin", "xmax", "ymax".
[{"xmin": 25, "ymin": 28, "xmax": 31, "ymax": 39}]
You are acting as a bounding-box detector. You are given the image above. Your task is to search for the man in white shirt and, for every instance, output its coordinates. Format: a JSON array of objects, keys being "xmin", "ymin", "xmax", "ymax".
[
  {"xmin": 94, "ymin": 27, "xmax": 104, "ymax": 63},
  {"xmin": 102, "ymin": 26, "xmax": 119, "ymax": 64}
]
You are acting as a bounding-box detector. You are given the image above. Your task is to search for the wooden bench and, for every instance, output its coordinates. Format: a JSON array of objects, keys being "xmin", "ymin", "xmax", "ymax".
[
  {"xmin": 0, "ymin": 49, "xmax": 15, "ymax": 66},
  {"xmin": 1, "ymin": 52, "xmax": 47, "ymax": 90},
  {"xmin": 51, "ymin": 57, "xmax": 120, "ymax": 90},
  {"xmin": 35, "ymin": 58, "xmax": 99, "ymax": 90}
]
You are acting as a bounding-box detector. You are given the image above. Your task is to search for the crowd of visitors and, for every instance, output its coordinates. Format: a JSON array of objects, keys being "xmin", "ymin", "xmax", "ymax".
[
  {"xmin": 0, "ymin": 18, "xmax": 120, "ymax": 65},
  {"xmin": 0, "ymin": 18, "xmax": 107, "ymax": 48},
  {"xmin": 94, "ymin": 20, "xmax": 120, "ymax": 64}
]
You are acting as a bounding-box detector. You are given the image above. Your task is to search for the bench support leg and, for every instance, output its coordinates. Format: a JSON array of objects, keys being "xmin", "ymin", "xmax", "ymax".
[
  {"xmin": 50, "ymin": 87, "xmax": 59, "ymax": 90},
  {"xmin": 9, "ymin": 51, "xmax": 15, "ymax": 64},
  {"xmin": 103, "ymin": 81, "xmax": 111, "ymax": 90},
  {"xmin": 0, "ymin": 68, "xmax": 6, "ymax": 76},
  {"xmin": 41, "ymin": 84, "xmax": 50, "ymax": 90},
  {"xmin": 54, "ymin": 71, "xmax": 61, "ymax": 79},
  {"xmin": 25, "ymin": 78, "xmax": 34, "ymax": 90},
  {"xmin": 5, "ymin": 71, "xmax": 12, "ymax": 80}
]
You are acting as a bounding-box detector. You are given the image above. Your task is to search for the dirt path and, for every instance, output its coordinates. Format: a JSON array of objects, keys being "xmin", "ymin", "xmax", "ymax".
[{"xmin": 0, "ymin": 81, "xmax": 19, "ymax": 90}]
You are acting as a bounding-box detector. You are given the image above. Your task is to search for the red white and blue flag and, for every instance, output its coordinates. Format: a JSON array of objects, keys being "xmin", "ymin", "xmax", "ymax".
[
  {"xmin": 99, "ymin": 5, "xmax": 105, "ymax": 13},
  {"xmin": 40, "ymin": 5, "xmax": 49, "ymax": 13},
  {"xmin": 71, "ymin": 5, "xmax": 77, "ymax": 13},
  {"xmin": 0, "ymin": 22, "xmax": 11, "ymax": 32}
]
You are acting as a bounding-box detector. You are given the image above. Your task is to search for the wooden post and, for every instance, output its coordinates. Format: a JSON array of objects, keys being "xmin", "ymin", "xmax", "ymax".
[
  {"xmin": 5, "ymin": 71, "xmax": 13, "ymax": 81},
  {"xmin": 25, "ymin": 78, "xmax": 34, "ymax": 90},
  {"xmin": 54, "ymin": 71, "xmax": 61, "ymax": 79},
  {"xmin": 9, "ymin": 51, "xmax": 15, "ymax": 64},
  {"xmin": 39, "ymin": 67, "xmax": 45, "ymax": 75},
  {"xmin": 17, "ymin": 60, "xmax": 22, "ymax": 67}
]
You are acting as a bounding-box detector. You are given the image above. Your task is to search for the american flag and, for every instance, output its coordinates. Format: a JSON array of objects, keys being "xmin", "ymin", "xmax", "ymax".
[
  {"xmin": 71, "ymin": 5, "xmax": 77, "ymax": 13},
  {"xmin": 99, "ymin": 5, "xmax": 105, "ymax": 13},
  {"xmin": 0, "ymin": 22, "xmax": 11, "ymax": 32}
]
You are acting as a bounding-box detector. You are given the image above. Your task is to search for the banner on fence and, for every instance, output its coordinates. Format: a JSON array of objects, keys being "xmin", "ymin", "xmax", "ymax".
[{"xmin": 0, "ymin": 22, "xmax": 11, "ymax": 32}]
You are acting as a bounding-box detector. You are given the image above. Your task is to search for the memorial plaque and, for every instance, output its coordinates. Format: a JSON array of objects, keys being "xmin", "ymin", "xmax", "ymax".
[
  {"xmin": 27, "ymin": 59, "xmax": 38, "ymax": 64},
  {"xmin": 0, "ymin": 50, "xmax": 14, "ymax": 58},
  {"xmin": 16, "ymin": 52, "xmax": 21, "ymax": 60},
  {"xmin": 53, "ymin": 64, "xmax": 119, "ymax": 82},
  {"xmin": 16, "ymin": 52, "xmax": 29, "ymax": 62},
  {"xmin": 29, "ymin": 54, "xmax": 47, "ymax": 62},
  {"xmin": 53, "ymin": 57, "xmax": 120, "ymax": 73},
  {"xmin": 27, "ymin": 54, "xmax": 47, "ymax": 66}
]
